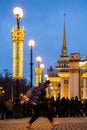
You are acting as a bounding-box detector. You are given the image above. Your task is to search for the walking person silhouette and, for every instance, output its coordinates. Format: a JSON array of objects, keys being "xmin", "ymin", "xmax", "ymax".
[{"xmin": 25, "ymin": 80, "xmax": 59, "ymax": 129}]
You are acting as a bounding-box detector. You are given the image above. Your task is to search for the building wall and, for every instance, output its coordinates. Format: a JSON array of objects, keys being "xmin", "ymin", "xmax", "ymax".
[{"xmin": 69, "ymin": 72, "xmax": 79, "ymax": 98}]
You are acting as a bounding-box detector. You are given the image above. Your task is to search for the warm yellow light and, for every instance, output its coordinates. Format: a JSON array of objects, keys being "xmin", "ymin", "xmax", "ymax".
[
  {"xmin": 45, "ymin": 74, "xmax": 48, "ymax": 78},
  {"xmin": 28, "ymin": 40, "xmax": 35, "ymax": 48},
  {"xmin": 79, "ymin": 61, "xmax": 87, "ymax": 67},
  {"xmin": 36, "ymin": 56, "xmax": 42, "ymax": 62},
  {"xmin": 50, "ymin": 86, "xmax": 53, "ymax": 89},
  {"xmin": 13, "ymin": 7, "xmax": 23, "ymax": 18},
  {"xmin": 20, "ymin": 93, "xmax": 23, "ymax": 96},
  {"xmin": 40, "ymin": 64, "xmax": 44, "ymax": 69},
  {"xmin": 0, "ymin": 87, "xmax": 2, "ymax": 89},
  {"xmin": 2, "ymin": 90, "xmax": 5, "ymax": 94},
  {"xmin": 12, "ymin": 40, "xmax": 24, "ymax": 79}
]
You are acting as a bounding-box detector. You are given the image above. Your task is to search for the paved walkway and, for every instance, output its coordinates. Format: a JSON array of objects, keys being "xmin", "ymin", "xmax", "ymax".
[{"xmin": 0, "ymin": 117, "xmax": 87, "ymax": 130}]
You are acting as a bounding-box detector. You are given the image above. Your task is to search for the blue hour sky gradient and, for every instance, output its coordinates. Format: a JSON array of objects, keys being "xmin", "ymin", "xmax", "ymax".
[{"xmin": 0, "ymin": 0, "xmax": 87, "ymax": 84}]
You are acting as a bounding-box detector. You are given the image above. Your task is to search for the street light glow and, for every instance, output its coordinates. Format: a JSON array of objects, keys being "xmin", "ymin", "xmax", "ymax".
[
  {"xmin": 45, "ymin": 74, "xmax": 48, "ymax": 79},
  {"xmin": 36, "ymin": 56, "xmax": 42, "ymax": 62},
  {"xmin": 40, "ymin": 64, "xmax": 44, "ymax": 69},
  {"xmin": 13, "ymin": 7, "xmax": 23, "ymax": 18},
  {"xmin": 28, "ymin": 40, "xmax": 35, "ymax": 48}
]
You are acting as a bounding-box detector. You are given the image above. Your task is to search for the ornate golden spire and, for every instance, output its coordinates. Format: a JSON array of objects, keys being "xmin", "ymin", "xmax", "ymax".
[
  {"xmin": 61, "ymin": 13, "xmax": 68, "ymax": 57},
  {"xmin": 56, "ymin": 14, "xmax": 69, "ymax": 68}
]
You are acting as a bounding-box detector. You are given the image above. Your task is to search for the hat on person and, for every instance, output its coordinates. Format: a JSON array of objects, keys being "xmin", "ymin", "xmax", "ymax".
[{"xmin": 44, "ymin": 80, "xmax": 51, "ymax": 85}]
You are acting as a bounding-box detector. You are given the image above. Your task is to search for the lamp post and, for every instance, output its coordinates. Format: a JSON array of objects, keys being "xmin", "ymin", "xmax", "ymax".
[
  {"xmin": 35, "ymin": 56, "xmax": 42, "ymax": 85},
  {"xmin": 12, "ymin": 7, "xmax": 25, "ymax": 118},
  {"xmin": 28, "ymin": 40, "xmax": 35, "ymax": 87},
  {"xmin": 36, "ymin": 56, "xmax": 42, "ymax": 68},
  {"xmin": 13, "ymin": 7, "xmax": 23, "ymax": 28},
  {"xmin": 40, "ymin": 63, "xmax": 44, "ymax": 83}
]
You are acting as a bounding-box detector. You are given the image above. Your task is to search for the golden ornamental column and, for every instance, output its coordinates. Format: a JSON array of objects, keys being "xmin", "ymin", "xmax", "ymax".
[
  {"xmin": 34, "ymin": 57, "xmax": 44, "ymax": 86},
  {"xmin": 34, "ymin": 68, "xmax": 43, "ymax": 86},
  {"xmin": 11, "ymin": 7, "xmax": 26, "ymax": 118},
  {"xmin": 12, "ymin": 15, "xmax": 25, "ymax": 79}
]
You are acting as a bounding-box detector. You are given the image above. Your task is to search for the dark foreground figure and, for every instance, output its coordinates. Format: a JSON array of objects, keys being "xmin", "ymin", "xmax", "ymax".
[{"xmin": 25, "ymin": 80, "xmax": 59, "ymax": 129}]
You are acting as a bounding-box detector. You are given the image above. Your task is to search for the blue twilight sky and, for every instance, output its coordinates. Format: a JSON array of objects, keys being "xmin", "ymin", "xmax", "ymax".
[{"xmin": 0, "ymin": 0, "xmax": 87, "ymax": 84}]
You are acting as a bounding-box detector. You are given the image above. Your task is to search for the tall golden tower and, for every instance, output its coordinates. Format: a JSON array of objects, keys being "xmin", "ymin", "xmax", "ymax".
[{"xmin": 11, "ymin": 7, "xmax": 25, "ymax": 79}]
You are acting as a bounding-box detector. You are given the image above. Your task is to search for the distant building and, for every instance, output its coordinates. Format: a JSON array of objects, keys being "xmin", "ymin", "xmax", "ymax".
[{"xmin": 35, "ymin": 15, "xmax": 87, "ymax": 100}]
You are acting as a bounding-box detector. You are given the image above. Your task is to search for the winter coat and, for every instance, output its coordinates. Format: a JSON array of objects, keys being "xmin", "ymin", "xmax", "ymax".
[{"xmin": 30, "ymin": 83, "xmax": 46, "ymax": 105}]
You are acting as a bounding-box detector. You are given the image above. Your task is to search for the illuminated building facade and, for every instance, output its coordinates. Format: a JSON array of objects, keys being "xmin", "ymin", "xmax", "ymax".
[
  {"xmin": 47, "ymin": 53, "xmax": 87, "ymax": 100},
  {"xmin": 35, "ymin": 14, "xmax": 87, "ymax": 100},
  {"xmin": 46, "ymin": 15, "xmax": 87, "ymax": 100}
]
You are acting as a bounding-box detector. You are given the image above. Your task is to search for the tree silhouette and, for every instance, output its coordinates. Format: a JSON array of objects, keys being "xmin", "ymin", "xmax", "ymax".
[{"xmin": 0, "ymin": 69, "xmax": 30, "ymax": 101}]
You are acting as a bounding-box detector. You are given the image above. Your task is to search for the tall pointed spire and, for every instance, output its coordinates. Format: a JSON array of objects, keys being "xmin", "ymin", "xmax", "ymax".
[
  {"xmin": 61, "ymin": 13, "xmax": 68, "ymax": 57},
  {"xmin": 56, "ymin": 14, "xmax": 69, "ymax": 68}
]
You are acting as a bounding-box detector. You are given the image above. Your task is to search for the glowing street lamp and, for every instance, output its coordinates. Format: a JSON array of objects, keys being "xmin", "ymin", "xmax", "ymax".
[
  {"xmin": 34, "ymin": 56, "xmax": 43, "ymax": 86},
  {"xmin": 36, "ymin": 56, "xmax": 42, "ymax": 68},
  {"xmin": 13, "ymin": 7, "xmax": 23, "ymax": 28},
  {"xmin": 28, "ymin": 40, "xmax": 35, "ymax": 87},
  {"xmin": 40, "ymin": 64, "xmax": 44, "ymax": 69},
  {"xmin": 12, "ymin": 6, "xmax": 25, "ymax": 118},
  {"xmin": 12, "ymin": 7, "xmax": 25, "ymax": 80},
  {"xmin": 45, "ymin": 74, "xmax": 48, "ymax": 80}
]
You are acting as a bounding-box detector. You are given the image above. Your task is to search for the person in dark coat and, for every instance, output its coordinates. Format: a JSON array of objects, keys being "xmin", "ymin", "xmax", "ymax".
[{"xmin": 25, "ymin": 80, "xmax": 59, "ymax": 128}]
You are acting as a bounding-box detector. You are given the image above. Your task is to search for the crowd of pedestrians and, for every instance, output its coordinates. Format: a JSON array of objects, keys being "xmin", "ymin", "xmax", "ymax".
[{"xmin": 0, "ymin": 96, "xmax": 87, "ymax": 120}]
